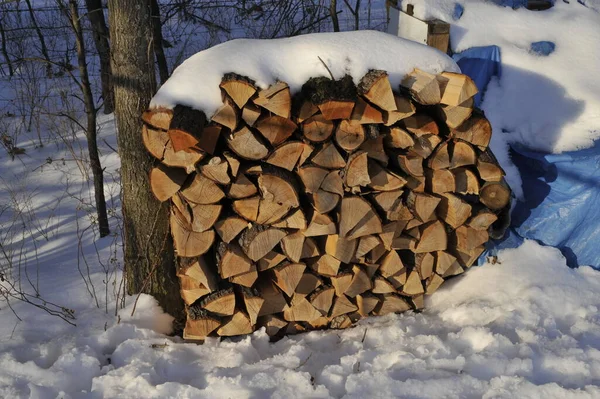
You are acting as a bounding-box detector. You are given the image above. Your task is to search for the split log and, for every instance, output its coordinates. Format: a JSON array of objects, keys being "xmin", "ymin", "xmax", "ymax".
[
  {"xmin": 384, "ymin": 127, "xmax": 414, "ymax": 150},
  {"xmin": 312, "ymin": 142, "xmax": 346, "ymax": 169},
  {"xmin": 451, "ymin": 112, "xmax": 492, "ymax": 149},
  {"xmin": 374, "ymin": 294, "xmax": 411, "ymax": 316},
  {"xmin": 425, "ymin": 169, "xmax": 455, "ymax": 194},
  {"xmin": 437, "ymin": 72, "xmax": 478, "ymax": 106},
  {"xmin": 406, "ymin": 191, "xmax": 441, "ymax": 222},
  {"xmin": 303, "ymin": 114, "xmax": 335, "ymax": 142},
  {"xmin": 167, "ymin": 105, "xmax": 206, "ymax": 152},
  {"xmin": 325, "ymin": 234, "xmax": 357, "ymax": 264},
  {"xmin": 438, "ymin": 97, "xmax": 474, "ymax": 129},
  {"xmin": 283, "ymin": 296, "xmax": 322, "ymax": 322},
  {"xmin": 344, "ymin": 151, "xmax": 371, "ymax": 188},
  {"xmin": 351, "ymin": 97, "xmax": 384, "ymax": 124},
  {"xmin": 239, "ymin": 225, "xmax": 287, "ymax": 261},
  {"xmin": 142, "ymin": 107, "xmax": 172, "ymax": 130},
  {"xmin": 242, "ymin": 103, "xmax": 262, "ymax": 127},
  {"xmin": 335, "ymin": 120, "xmax": 366, "ymax": 152},
  {"xmin": 200, "ymin": 156, "xmax": 230, "ymax": 185},
  {"xmin": 309, "ymin": 254, "xmax": 341, "ymax": 277},
  {"xmin": 184, "ymin": 309, "xmax": 221, "ymax": 340},
  {"xmin": 309, "ymin": 286, "xmax": 335, "ymax": 315},
  {"xmin": 436, "ymin": 193, "xmax": 472, "ymax": 229},
  {"xmin": 217, "ymin": 311, "xmax": 253, "ymax": 336},
  {"xmin": 400, "ymin": 68, "xmax": 441, "ymax": 105},
  {"xmin": 477, "ymin": 149, "xmax": 505, "ymax": 182},
  {"xmin": 214, "ymin": 216, "xmax": 248, "ymax": 243},
  {"xmin": 181, "ymin": 173, "xmax": 225, "ymax": 204},
  {"xmin": 329, "ymin": 295, "xmax": 358, "ymax": 318},
  {"xmin": 226, "ymin": 127, "xmax": 269, "ymax": 160},
  {"xmin": 368, "ymin": 160, "xmax": 406, "ymax": 191},
  {"xmin": 171, "ymin": 211, "xmax": 215, "ymax": 257},
  {"xmin": 216, "ymin": 242, "xmax": 253, "ymax": 278},
  {"xmin": 267, "ymin": 141, "xmax": 312, "ymax": 171},
  {"xmin": 255, "ymin": 115, "xmax": 297, "ymax": 146},
  {"xmin": 384, "ymin": 95, "xmax": 416, "ymax": 126},
  {"xmin": 241, "ymin": 288, "xmax": 264, "ymax": 326},
  {"xmin": 229, "ymin": 174, "xmax": 258, "ymax": 199},
  {"xmin": 211, "ymin": 99, "xmax": 238, "ymax": 131},
  {"xmin": 358, "ymin": 70, "xmax": 396, "ymax": 111},
  {"xmin": 359, "ymin": 136, "xmax": 389, "ymax": 165},
  {"xmin": 254, "ymin": 81, "xmax": 292, "ymax": 118},
  {"xmin": 272, "ymin": 262, "xmax": 306, "ymax": 296},
  {"xmin": 339, "ymin": 196, "xmax": 383, "ymax": 239},
  {"xmin": 150, "ymin": 164, "xmax": 187, "ymax": 202},
  {"xmin": 402, "ymin": 114, "xmax": 439, "ymax": 137},
  {"xmin": 400, "ymin": 271, "xmax": 424, "ymax": 296},
  {"xmin": 450, "ymin": 141, "xmax": 477, "ymax": 169},
  {"xmin": 356, "ymin": 294, "xmax": 379, "ymax": 316},
  {"xmin": 220, "ymin": 73, "xmax": 257, "ymax": 108},
  {"xmin": 414, "ymin": 221, "xmax": 447, "ymax": 253},
  {"xmin": 453, "ymin": 168, "xmax": 481, "ymax": 195},
  {"xmin": 200, "ymin": 288, "xmax": 236, "ymax": 316},
  {"xmin": 190, "ymin": 203, "xmax": 222, "ymax": 232},
  {"xmin": 304, "ymin": 212, "xmax": 336, "ymax": 237},
  {"xmin": 295, "ymin": 273, "xmax": 322, "ymax": 297}
]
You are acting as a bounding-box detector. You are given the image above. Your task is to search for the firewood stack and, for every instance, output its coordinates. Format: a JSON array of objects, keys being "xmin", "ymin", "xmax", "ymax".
[{"xmin": 142, "ymin": 68, "xmax": 511, "ymax": 340}]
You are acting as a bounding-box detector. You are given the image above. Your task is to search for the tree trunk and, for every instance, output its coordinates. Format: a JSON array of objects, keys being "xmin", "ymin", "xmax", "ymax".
[
  {"xmin": 84, "ymin": 0, "xmax": 114, "ymax": 114},
  {"xmin": 149, "ymin": 0, "xmax": 169, "ymax": 85},
  {"xmin": 108, "ymin": 0, "xmax": 183, "ymax": 323},
  {"xmin": 24, "ymin": 0, "xmax": 52, "ymax": 77},
  {"xmin": 329, "ymin": 0, "xmax": 340, "ymax": 32},
  {"xmin": 68, "ymin": 0, "xmax": 110, "ymax": 238},
  {"xmin": 0, "ymin": 18, "xmax": 14, "ymax": 77}
]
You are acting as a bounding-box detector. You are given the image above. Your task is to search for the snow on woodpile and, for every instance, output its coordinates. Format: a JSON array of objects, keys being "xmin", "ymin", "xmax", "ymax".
[{"xmin": 150, "ymin": 30, "xmax": 460, "ymax": 117}]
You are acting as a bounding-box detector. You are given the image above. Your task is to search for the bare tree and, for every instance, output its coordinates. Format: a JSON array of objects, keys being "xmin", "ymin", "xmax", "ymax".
[
  {"xmin": 108, "ymin": 0, "xmax": 183, "ymax": 321},
  {"xmin": 149, "ymin": 0, "xmax": 169, "ymax": 85},
  {"xmin": 24, "ymin": 0, "xmax": 52, "ymax": 77},
  {"xmin": 330, "ymin": 0, "xmax": 340, "ymax": 31},
  {"xmin": 342, "ymin": 0, "xmax": 361, "ymax": 30},
  {"xmin": 84, "ymin": 0, "xmax": 114, "ymax": 113},
  {"xmin": 0, "ymin": 13, "xmax": 13, "ymax": 77},
  {"xmin": 59, "ymin": 0, "xmax": 110, "ymax": 237}
]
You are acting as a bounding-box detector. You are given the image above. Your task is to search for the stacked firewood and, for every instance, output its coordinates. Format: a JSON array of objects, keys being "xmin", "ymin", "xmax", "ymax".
[{"xmin": 141, "ymin": 68, "xmax": 511, "ymax": 340}]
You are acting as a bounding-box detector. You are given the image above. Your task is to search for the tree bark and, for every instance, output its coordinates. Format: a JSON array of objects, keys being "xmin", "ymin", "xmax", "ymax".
[
  {"xmin": 84, "ymin": 0, "xmax": 114, "ymax": 114},
  {"xmin": 329, "ymin": 0, "xmax": 340, "ymax": 32},
  {"xmin": 149, "ymin": 0, "xmax": 169, "ymax": 85},
  {"xmin": 68, "ymin": 0, "xmax": 110, "ymax": 238},
  {"xmin": 0, "ymin": 18, "xmax": 14, "ymax": 77},
  {"xmin": 24, "ymin": 0, "xmax": 52, "ymax": 77},
  {"xmin": 108, "ymin": 0, "xmax": 183, "ymax": 323}
]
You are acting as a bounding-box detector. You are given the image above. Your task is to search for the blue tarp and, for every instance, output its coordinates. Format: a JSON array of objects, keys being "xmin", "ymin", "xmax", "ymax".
[
  {"xmin": 452, "ymin": 46, "xmax": 502, "ymax": 106},
  {"xmin": 455, "ymin": 45, "xmax": 600, "ymax": 269}
]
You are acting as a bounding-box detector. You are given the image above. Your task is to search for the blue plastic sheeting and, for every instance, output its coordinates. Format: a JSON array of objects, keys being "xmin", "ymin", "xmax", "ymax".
[
  {"xmin": 490, "ymin": 0, "xmax": 528, "ymax": 8},
  {"xmin": 530, "ymin": 41, "xmax": 556, "ymax": 56},
  {"xmin": 482, "ymin": 141, "xmax": 600, "ymax": 269},
  {"xmin": 453, "ymin": 3, "xmax": 464, "ymax": 20},
  {"xmin": 452, "ymin": 46, "xmax": 501, "ymax": 106}
]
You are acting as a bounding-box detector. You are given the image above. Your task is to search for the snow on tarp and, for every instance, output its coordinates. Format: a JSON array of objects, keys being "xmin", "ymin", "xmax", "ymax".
[
  {"xmin": 485, "ymin": 141, "xmax": 600, "ymax": 269},
  {"xmin": 398, "ymin": 0, "xmax": 600, "ymax": 199},
  {"xmin": 150, "ymin": 30, "xmax": 459, "ymax": 117},
  {"xmin": 403, "ymin": 0, "xmax": 600, "ymax": 269},
  {"xmin": 452, "ymin": 45, "xmax": 501, "ymax": 107}
]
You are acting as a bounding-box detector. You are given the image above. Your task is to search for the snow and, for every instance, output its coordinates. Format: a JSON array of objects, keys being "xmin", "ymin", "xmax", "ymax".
[
  {"xmin": 3, "ymin": 2, "xmax": 600, "ymax": 398},
  {"xmin": 398, "ymin": 0, "xmax": 600, "ymax": 199},
  {"xmin": 3, "ymin": 207, "xmax": 600, "ymax": 399},
  {"xmin": 150, "ymin": 30, "xmax": 460, "ymax": 117}
]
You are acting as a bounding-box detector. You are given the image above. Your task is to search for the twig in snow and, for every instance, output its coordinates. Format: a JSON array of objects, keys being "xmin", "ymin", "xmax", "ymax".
[{"xmin": 318, "ymin": 56, "xmax": 335, "ymax": 80}]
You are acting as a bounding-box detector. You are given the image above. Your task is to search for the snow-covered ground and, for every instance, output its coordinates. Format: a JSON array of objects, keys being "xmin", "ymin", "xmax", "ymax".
[{"xmin": 2, "ymin": 1, "xmax": 600, "ymax": 398}]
